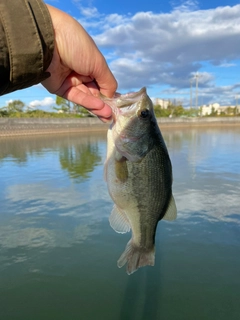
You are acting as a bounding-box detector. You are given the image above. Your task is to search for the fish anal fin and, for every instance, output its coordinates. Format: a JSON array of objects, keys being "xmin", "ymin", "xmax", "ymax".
[
  {"xmin": 163, "ymin": 194, "xmax": 177, "ymax": 221},
  {"xmin": 117, "ymin": 240, "xmax": 155, "ymax": 275},
  {"xmin": 109, "ymin": 205, "xmax": 131, "ymax": 234}
]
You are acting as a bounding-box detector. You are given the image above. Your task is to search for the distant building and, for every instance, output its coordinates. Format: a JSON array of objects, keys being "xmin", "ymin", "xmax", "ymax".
[
  {"xmin": 200, "ymin": 103, "xmax": 240, "ymax": 116},
  {"xmin": 152, "ymin": 98, "xmax": 170, "ymax": 109},
  {"xmin": 200, "ymin": 103, "xmax": 220, "ymax": 116}
]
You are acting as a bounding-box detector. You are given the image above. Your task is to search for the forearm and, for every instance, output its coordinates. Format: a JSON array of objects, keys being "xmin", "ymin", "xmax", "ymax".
[{"xmin": 0, "ymin": 0, "xmax": 54, "ymax": 95}]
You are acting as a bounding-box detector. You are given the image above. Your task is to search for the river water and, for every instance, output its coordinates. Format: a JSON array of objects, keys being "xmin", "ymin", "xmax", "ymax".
[{"xmin": 0, "ymin": 127, "xmax": 239, "ymax": 320}]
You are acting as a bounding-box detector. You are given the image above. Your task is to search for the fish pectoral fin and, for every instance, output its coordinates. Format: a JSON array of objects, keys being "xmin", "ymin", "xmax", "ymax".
[
  {"xmin": 109, "ymin": 205, "xmax": 131, "ymax": 234},
  {"xmin": 114, "ymin": 154, "xmax": 128, "ymax": 182},
  {"xmin": 162, "ymin": 195, "xmax": 177, "ymax": 221}
]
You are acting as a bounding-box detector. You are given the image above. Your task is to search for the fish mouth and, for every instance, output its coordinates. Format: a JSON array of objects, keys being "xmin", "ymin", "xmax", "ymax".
[
  {"xmin": 101, "ymin": 87, "xmax": 146, "ymax": 107},
  {"xmin": 115, "ymin": 87, "xmax": 146, "ymax": 108},
  {"xmin": 100, "ymin": 87, "xmax": 148, "ymax": 121},
  {"xmin": 113, "ymin": 87, "xmax": 147, "ymax": 116}
]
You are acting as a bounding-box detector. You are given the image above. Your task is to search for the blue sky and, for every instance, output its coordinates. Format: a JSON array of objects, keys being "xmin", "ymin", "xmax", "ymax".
[{"xmin": 1, "ymin": 0, "xmax": 240, "ymax": 109}]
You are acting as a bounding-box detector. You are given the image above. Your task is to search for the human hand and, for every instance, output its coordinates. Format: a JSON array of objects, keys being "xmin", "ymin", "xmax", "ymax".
[{"xmin": 41, "ymin": 5, "xmax": 117, "ymax": 122}]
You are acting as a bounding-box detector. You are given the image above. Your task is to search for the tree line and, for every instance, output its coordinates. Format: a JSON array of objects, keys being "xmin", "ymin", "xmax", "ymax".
[
  {"xmin": 0, "ymin": 96, "xmax": 91, "ymax": 118},
  {"xmin": 1, "ymin": 97, "xmax": 239, "ymax": 118}
]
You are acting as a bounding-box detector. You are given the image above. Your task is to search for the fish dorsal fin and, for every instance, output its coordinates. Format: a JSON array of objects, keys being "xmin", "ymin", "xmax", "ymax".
[
  {"xmin": 163, "ymin": 195, "xmax": 177, "ymax": 221},
  {"xmin": 109, "ymin": 205, "xmax": 131, "ymax": 233}
]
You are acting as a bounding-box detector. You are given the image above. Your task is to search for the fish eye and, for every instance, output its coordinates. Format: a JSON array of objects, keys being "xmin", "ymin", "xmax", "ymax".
[{"xmin": 140, "ymin": 109, "xmax": 150, "ymax": 118}]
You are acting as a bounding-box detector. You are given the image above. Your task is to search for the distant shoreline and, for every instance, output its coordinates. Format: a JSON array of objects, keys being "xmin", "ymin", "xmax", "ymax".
[{"xmin": 0, "ymin": 117, "xmax": 240, "ymax": 137}]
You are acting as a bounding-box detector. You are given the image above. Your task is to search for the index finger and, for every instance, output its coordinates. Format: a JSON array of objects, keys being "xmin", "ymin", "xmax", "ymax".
[
  {"xmin": 93, "ymin": 57, "xmax": 118, "ymax": 98},
  {"xmin": 64, "ymin": 86, "xmax": 113, "ymax": 120}
]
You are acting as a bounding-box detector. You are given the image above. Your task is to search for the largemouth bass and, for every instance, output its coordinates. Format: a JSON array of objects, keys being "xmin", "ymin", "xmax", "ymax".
[{"xmin": 103, "ymin": 87, "xmax": 177, "ymax": 275}]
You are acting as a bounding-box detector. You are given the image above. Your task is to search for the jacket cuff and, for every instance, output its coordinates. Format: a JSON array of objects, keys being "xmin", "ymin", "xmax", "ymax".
[{"xmin": 0, "ymin": 0, "xmax": 54, "ymax": 95}]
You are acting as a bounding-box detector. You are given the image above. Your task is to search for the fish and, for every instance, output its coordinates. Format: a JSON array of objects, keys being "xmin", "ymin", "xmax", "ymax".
[{"xmin": 103, "ymin": 87, "xmax": 177, "ymax": 275}]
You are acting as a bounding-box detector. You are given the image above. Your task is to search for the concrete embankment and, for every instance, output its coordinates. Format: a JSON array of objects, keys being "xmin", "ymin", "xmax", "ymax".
[
  {"xmin": 0, "ymin": 117, "xmax": 240, "ymax": 137},
  {"xmin": 0, "ymin": 118, "xmax": 108, "ymax": 137},
  {"xmin": 157, "ymin": 116, "xmax": 240, "ymax": 127}
]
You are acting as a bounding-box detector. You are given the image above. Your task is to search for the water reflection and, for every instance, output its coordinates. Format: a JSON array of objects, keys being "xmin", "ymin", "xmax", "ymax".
[
  {"xmin": 167, "ymin": 127, "xmax": 240, "ymax": 226},
  {"xmin": 0, "ymin": 132, "xmax": 110, "ymax": 254},
  {"xmin": 59, "ymin": 142, "xmax": 101, "ymax": 181},
  {"xmin": 0, "ymin": 128, "xmax": 240, "ymax": 320},
  {"xmin": 0, "ymin": 132, "xmax": 106, "ymax": 162}
]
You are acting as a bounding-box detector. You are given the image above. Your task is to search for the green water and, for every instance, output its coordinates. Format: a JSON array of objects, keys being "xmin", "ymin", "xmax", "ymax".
[{"xmin": 0, "ymin": 128, "xmax": 239, "ymax": 320}]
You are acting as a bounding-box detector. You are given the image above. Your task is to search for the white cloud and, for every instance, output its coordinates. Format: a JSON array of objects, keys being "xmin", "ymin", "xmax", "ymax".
[
  {"xmin": 80, "ymin": 6, "xmax": 98, "ymax": 18},
  {"xmin": 79, "ymin": 4, "xmax": 240, "ymax": 105},
  {"xmin": 29, "ymin": 97, "xmax": 55, "ymax": 109},
  {"xmin": 171, "ymin": 0, "xmax": 199, "ymax": 12},
  {"xmin": 73, "ymin": 0, "xmax": 100, "ymax": 19},
  {"xmin": 93, "ymin": 5, "xmax": 240, "ymax": 66},
  {"xmin": 219, "ymin": 63, "xmax": 237, "ymax": 68}
]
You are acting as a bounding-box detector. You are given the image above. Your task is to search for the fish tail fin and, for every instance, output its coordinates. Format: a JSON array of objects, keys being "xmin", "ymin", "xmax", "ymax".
[{"xmin": 117, "ymin": 240, "xmax": 155, "ymax": 275}]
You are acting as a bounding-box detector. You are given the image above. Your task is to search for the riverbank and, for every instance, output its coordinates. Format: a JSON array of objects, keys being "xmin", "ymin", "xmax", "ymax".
[{"xmin": 0, "ymin": 117, "xmax": 240, "ymax": 137}]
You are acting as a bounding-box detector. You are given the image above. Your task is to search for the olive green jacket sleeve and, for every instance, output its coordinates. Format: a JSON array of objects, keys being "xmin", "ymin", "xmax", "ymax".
[{"xmin": 0, "ymin": 0, "xmax": 54, "ymax": 95}]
